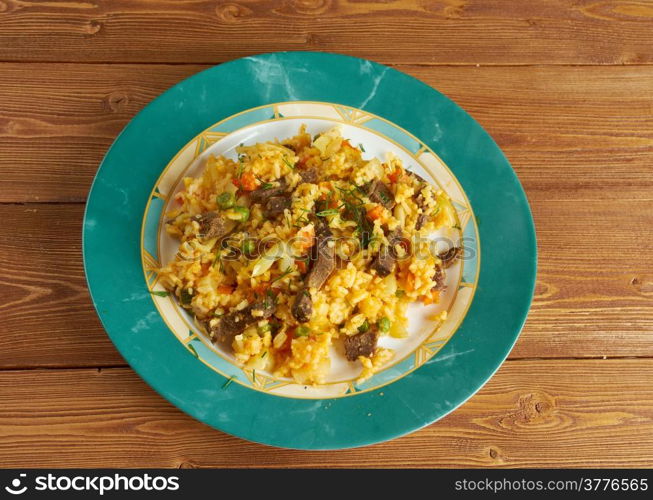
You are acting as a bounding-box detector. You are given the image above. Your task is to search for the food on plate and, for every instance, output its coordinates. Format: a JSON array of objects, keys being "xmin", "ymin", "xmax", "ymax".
[{"xmin": 157, "ymin": 126, "xmax": 461, "ymax": 384}]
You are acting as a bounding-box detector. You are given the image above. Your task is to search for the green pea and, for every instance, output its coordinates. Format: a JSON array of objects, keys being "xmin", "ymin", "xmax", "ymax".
[
  {"xmin": 257, "ymin": 322, "xmax": 271, "ymax": 334},
  {"xmin": 378, "ymin": 317, "xmax": 391, "ymax": 333},
  {"xmin": 226, "ymin": 206, "xmax": 250, "ymax": 222},
  {"xmin": 357, "ymin": 320, "xmax": 370, "ymax": 333},
  {"xmin": 216, "ymin": 192, "xmax": 234, "ymax": 209},
  {"xmin": 296, "ymin": 326, "xmax": 311, "ymax": 337}
]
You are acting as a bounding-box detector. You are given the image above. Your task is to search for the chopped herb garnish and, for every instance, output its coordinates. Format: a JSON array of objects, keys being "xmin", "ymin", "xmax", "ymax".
[
  {"xmin": 241, "ymin": 239, "xmax": 256, "ymax": 256},
  {"xmin": 271, "ymin": 267, "xmax": 295, "ymax": 284},
  {"xmin": 149, "ymin": 290, "xmax": 169, "ymax": 297},
  {"xmin": 359, "ymin": 143, "xmax": 366, "ymax": 152},
  {"xmin": 180, "ymin": 288, "xmax": 194, "ymax": 306},
  {"xmin": 252, "ymin": 369, "xmax": 257, "ymax": 383},
  {"xmin": 282, "ymin": 156, "xmax": 296, "ymax": 170},
  {"xmin": 212, "ymin": 251, "xmax": 225, "ymax": 272},
  {"xmin": 452, "ymin": 224, "xmax": 462, "ymax": 230},
  {"xmin": 395, "ymin": 289, "xmax": 406, "ymax": 298},
  {"xmin": 265, "ymin": 289, "xmax": 278, "ymax": 306},
  {"xmin": 261, "ymin": 182, "xmax": 274, "ymax": 190},
  {"xmin": 221, "ymin": 376, "xmax": 235, "ymax": 390},
  {"xmin": 316, "ymin": 209, "xmax": 339, "ymax": 217},
  {"xmin": 339, "ymin": 191, "xmax": 373, "ymax": 248},
  {"xmin": 377, "ymin": 190, "xmax": 391, "ymax": 204},
  {"xmin": 261, "ymin": 351, "xmax": 268, "ymax": 358}
]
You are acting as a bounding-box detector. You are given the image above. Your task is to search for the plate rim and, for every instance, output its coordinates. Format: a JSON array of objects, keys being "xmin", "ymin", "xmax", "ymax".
[
  {"xmin": 141, "ymin": 104, "xmax": 481, "ymax": 398},
  {"xmin": 83, "ymin": 51, "xmax": 537, "ymax": 450}
]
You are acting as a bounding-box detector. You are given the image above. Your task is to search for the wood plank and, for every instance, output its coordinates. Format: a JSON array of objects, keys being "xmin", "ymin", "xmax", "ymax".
[
  {"xmin": 403, "ymin": 65, "xmax": 653, "ymax": 201},
  {"xmin": 0, "ymin": 1, "xmax": 652, "ymax": 65},
  {"xmin": 0, "ymin": 63, "xmax": 203, "ymax": 202},
  {"xmin": 0, "ymin": 204, "xmax": 124, "ymax": 367},
  {"xmin": 0, "ymin": 360, "xmax": 651, "ymax": 467},
  {"xmin": 0, "ymin": 203, "xmax": 651, "ymax": 368},
  {"xmin": 1, "ymin": 63, "xmax": 652, "ymax": 202}
]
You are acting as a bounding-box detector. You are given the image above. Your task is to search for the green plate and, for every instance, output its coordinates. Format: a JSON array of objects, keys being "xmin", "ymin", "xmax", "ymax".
[{"xmin": 83, "ymin": 51, "xmax": 536, "ymax": 449}]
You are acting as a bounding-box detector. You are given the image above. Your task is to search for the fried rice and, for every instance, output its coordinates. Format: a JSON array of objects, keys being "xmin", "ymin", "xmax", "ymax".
[{"xmin": 157, "ymin": 126, "xmax": 460, "ymax": 385}]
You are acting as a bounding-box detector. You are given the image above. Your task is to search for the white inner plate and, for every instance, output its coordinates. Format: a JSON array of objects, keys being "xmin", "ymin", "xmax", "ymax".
[{"xmin": 158, "ymin": 118, "xmax": 463, "ymax": 385}]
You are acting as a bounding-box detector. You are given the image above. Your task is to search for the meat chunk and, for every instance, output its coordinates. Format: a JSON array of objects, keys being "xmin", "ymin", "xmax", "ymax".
[
  {"xmin": 414, "ymin": 193, "xmax": 428, "ymax": 230},
  {"xmin": 192, "ymin": 212, "xmax": 236, "ymax": 240},
  {"xmin": 432, "ymin": 264, "xmax": 446, "ymax": 291},
  {"xmin": 299, "ymin": 166, "xmax": 319, "ymax": 184},
  {"xmin": 439, "ymin": 246, "xmax": 462, "ymax": 268},
  {"xmin": 406, "ymin": 170, "xmax": 427, "ymax": 184},
  {"xmin": 365, "ymin": 180, "xmax": 395, "ymax": 209},
  {"xmin": 264, "ymin": 196, "xmax": 290, "ymax": 218},
  {"xmin": 344, "ymin": 329, "xmax": 378, "ymax": 361},
  {"xmin": 249, "ymin": 177, "xmax": 288, "ymax": 204},
  {"xmin": 371, "ymin": 246, "xmax": 396, "ymax": 277},
  {"xmin": 370, "ymin": 230, "xmax": 403, "ymax": 277},
  {"xmin": 291, "ymin": 289, "xmax": 312, "ymax": 323},
  {"xmin": 210, "ymin": 299, "xmax": 276, "ymax": 344},
  {"xmin": 305, "ymin": 219, "xmax": 335, "ymax": 289},
  {"xmin": 415, "ymin": 213, "xmax": 427, "ymax": 230}
]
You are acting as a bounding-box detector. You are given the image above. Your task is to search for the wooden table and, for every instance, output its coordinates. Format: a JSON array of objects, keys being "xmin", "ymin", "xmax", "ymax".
[{"xmin": 1, "ymin": 1, "xmax": 652, "ymax": 468}]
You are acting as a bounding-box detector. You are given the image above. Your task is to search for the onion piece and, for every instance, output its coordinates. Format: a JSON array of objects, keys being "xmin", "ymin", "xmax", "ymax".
[{"xmin": 251, "ymin": 243, "xmax": 281, "ymax": 277}]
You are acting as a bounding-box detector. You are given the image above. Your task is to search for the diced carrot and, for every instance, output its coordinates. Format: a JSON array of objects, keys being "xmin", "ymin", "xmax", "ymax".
[
  {"xmin": 388, "ymin": 168, "xmax": 402, "ymax": 183},
  {"xmin": 296, "ymin": 225, "xmax": 315, "ymax": 250},
  {"xmin": 281, "ymin": 328, "xmax": 295, "ymax": 351},
  {"xmin": 342, "ymin": 139, "xmax": 352, "ymax": 148},
  {"xmin": 246, "ymin": 283, "xmax": 270, "ymax": 302},
  {"xmin": 217, "ymin": 285, "xmax": 233, "ymax": 294},
  {"xmin": 405, "ymin": 272, "xmax": 416, "ymax": 292},
  {"xmin": 422, "ymin": 289, "xmax": 440, "ymax": 305},
  {"xmin": 295, "ymin": 259, "xmax": 307, "ymax": 274},
  {"xmin": 366, "ymin": 204, "xmax": 384, "ymax": 221},
  {"xmin": 239, "ymin": 172, "xmax": 259, "ymax": 191}
]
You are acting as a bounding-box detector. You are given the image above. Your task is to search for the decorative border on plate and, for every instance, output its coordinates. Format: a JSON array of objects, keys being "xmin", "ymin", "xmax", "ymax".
[{"xmin": 140, "ymin": 101, "xmax": 480, "ymax": 399}]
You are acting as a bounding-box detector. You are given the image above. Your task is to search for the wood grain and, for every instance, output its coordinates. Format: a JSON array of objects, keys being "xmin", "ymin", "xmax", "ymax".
[
  {"xmin": 0, "ymin": 204, "xmax": 124, "ymax": 367},
  {"xmin": 0, "ymin": 0, "xmax": 652, "ymax": 65},
  {"xmin": 0, "ymin": 63, "xmax": 201, "ymax": 202},
  {"xmin": 1, "ymin": 1, "xmax": 652, "ymax": 468},
  {"xmin": 1, "ymin": 63, "xmax": 652, "ymax": 202},
  {"xmin": 0, "ymin": 360, "xmax": 651, "ymax": 468},
  {"xmin": 0, "ymin": 202, "xmax": 651, "ymax": 368}
]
